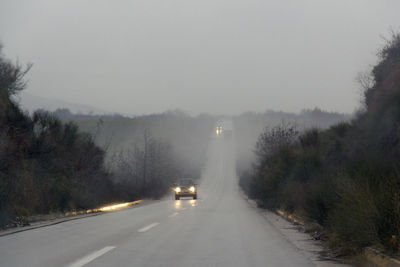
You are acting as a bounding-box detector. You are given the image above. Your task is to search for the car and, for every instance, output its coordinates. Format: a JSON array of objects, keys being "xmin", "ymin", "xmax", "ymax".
[
  {"xmin": 216, "ymin": 125, "xmax": 223, "ymax": 135},
  {"xmin": 174, "ymin": 179, "xmax": 197, "ymax": 200}
]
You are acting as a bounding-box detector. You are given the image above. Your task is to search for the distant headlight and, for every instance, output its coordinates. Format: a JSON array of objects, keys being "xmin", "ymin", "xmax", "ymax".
[
  {"xmin": 175, "ymin": 187, "xmax": 181, "ymax": 193},
  {"xmin": 189, "ymin": 186, "xmax": 196, "ymax": 192}
]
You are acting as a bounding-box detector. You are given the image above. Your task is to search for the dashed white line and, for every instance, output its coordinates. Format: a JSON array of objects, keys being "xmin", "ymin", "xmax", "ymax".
[
  {"xmin": 181, "ymin": 208, "xmax": 187, "ymax": 211},
  {"xmin": 138, "ymin": 222, "xmax": 160, "ymax": 233},
  {"xmin": 169, "ymin": 212, "xmax": 179, "ymax": 218},
  {"xmin": 68, "ymin": 246, "xmax": 115, "ymax": 267}
]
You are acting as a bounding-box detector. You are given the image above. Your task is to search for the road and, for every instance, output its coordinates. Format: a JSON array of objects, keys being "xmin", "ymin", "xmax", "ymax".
[{"xmin": 0, "ymin": 130, "xmax": 318, "ymax": 267}]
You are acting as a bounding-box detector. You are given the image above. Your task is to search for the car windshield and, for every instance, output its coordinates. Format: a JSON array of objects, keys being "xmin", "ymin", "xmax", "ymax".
[{"xmin": 179, "ymin": 179, "xmax": 193, "ymax": 185}]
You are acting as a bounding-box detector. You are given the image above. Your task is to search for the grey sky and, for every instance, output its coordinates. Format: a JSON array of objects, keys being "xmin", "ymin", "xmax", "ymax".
[{"xmin": 1, "ymin": 0, "xmax": 400, "ymax": 115}]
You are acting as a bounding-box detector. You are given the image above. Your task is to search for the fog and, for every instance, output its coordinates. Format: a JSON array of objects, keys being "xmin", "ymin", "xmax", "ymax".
[
  {"xmin": 48, "ymin": 107, "xmax": 348, "ymax": 192},
  {"xmin": 1, "ymin": 0, "xmax": 400, "ymax": 115}
]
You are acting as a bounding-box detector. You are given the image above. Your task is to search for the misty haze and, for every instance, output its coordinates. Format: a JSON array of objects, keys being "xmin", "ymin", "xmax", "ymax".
[{"xmin": 1, "ymin": 1, "xmax": 400, "ymax": 267}]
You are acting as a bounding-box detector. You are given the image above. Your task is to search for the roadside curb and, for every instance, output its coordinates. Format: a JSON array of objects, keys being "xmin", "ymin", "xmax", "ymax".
[
  {"xmin": 0, "ymin": 200, "xmax": 143, "ymax": 237},
  {"xmin": 0, "ymin": 213, "xmax": 101, "ymax": 237}
]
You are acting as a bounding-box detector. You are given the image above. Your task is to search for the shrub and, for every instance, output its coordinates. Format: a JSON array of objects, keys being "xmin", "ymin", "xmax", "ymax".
[{"xmin": 240, "ymin": 32, "xmax": 400, "ymax": 254}]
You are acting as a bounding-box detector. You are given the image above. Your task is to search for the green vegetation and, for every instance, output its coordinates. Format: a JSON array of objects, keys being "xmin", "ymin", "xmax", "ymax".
[{"xmin": 240, "ymin": 33, "xmax": 400, "ymax": 255}]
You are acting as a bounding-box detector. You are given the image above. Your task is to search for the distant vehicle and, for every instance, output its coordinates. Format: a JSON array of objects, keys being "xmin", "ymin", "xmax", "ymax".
[
  {"xmin": 174, "ymin": 179, "xmax": 197, "ymax": 200},
  {"xmin": 216, "ymin": 125, "xmax": 223, "ymax": 135}
]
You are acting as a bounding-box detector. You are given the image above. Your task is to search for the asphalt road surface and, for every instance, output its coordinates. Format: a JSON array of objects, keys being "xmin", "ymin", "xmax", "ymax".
[{"xmin": 0, "ymin": 131, "xmax": 317, "ymax": 267}]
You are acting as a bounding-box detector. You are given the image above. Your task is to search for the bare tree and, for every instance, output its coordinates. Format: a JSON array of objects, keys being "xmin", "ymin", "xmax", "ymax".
[
  {"xmin": 0, "ymin": 44, "xmax": 32, "ymax": 99},
  {"xmin": 356, "ymin": 70, "xmax": 375, "ymax": 108},
  {"xmin": 255, "ymin": 122, "xmax": 299, "ymax": 161},
  {"xmin": 142, "ymin": 129, "xmax": 152, "ymax": 192}
]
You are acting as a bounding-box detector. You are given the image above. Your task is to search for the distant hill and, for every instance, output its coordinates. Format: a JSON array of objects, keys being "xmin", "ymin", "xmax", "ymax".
[{"xmin": 15, "ymin": 91, "xmax": 112, "ymax": 115}]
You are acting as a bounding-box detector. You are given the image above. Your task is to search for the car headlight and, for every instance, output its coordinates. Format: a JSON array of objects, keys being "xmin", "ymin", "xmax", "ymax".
[
  {"xmin": 189, "ymin": 186, "xmax": 196, "ymax": 192},
  {"xmin": 175, "ymin": 187, "xmax": 181, "ymax": 193}
]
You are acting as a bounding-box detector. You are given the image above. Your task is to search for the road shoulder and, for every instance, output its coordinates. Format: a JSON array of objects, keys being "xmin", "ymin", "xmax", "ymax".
[{"xmin": 241, "ymin": 193, "xmax": 352, "ymax": 267}]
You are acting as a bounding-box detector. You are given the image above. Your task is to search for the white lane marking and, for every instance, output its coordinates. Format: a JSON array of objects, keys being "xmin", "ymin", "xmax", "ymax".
[
  {"xmin": 168, "ymin": 212, "xmax": 178, "ymax": 218},
  {"xmin": 68, "ymin": 246, "xmax": 115, "ymax": 267},
  {"xmin": 138, "ymin": 222, "xmax": 160, "ymax": 233},
  {"xmin": 181, "ymin": 208, "xmax": 187, "ymax": 211}
]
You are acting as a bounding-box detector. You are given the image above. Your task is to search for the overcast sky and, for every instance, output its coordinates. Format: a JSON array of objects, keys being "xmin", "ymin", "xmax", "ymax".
[{"xmin": 1, "ymin": 0, "xmax": 400, "ymax": 115}]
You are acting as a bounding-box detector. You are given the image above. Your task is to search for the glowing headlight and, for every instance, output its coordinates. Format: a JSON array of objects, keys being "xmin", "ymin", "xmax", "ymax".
[
  {"xmin": 175, "ymin": 187, "xmax": 181, "ymax": 193},
  {"xmin": 189, "ymin": 186, "xmax": 196, "ymax": 192}
]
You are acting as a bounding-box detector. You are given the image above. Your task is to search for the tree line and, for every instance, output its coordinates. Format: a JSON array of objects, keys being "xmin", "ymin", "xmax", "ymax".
[
  {"xmin": 0, "ymin": 44, "xmax": 204, "ymax": 228},
  {"xmin": 240, "ymin": 33, "xmax": 400, "ymax": 255}
]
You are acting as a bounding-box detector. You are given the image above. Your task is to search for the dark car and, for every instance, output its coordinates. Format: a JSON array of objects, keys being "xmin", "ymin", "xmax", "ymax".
[{"xmin": 174, "ymin": 179, "xmax": 197, "ymax": 200}]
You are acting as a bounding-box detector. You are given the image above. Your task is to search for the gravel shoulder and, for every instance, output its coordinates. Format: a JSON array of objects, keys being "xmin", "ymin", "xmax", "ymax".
[{"xmin": 242, "ymin": 194, "xmax": 353, "ymax": 267}]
